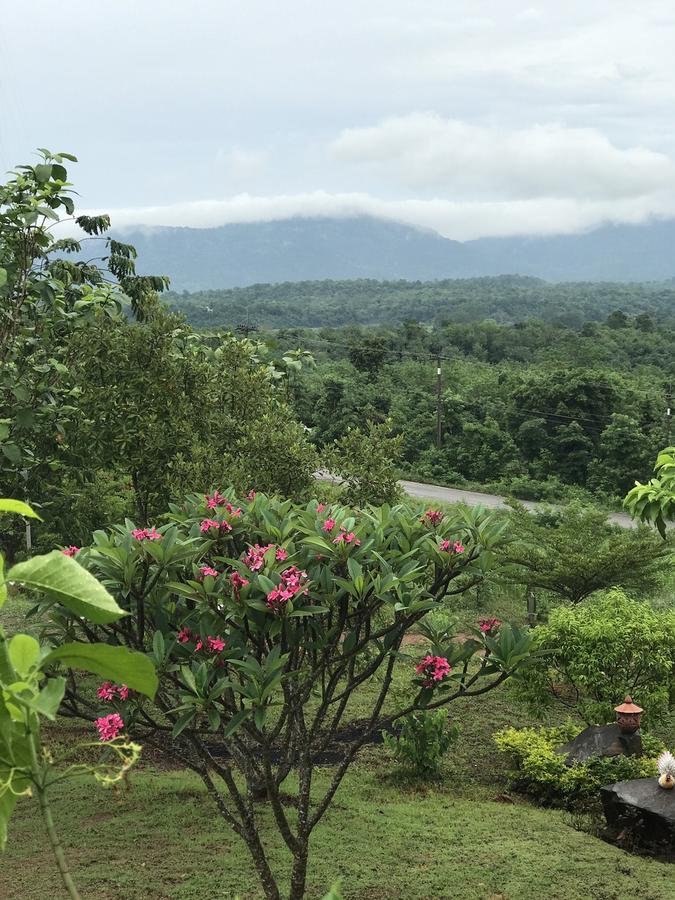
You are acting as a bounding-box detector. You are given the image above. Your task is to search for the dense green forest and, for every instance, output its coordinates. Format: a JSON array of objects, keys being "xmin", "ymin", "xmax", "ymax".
[
  {"xmin": 267, "ymin": 313, "xmax": 674, "ymax": 501},
  {"xmin": 167, "ymin": 276, "xmax": 675, "ymax": 330}
]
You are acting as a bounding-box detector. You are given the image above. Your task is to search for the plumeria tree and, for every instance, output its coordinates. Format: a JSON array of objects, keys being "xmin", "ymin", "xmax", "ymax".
[
  {"xmin": 0, "ymin": 500, "xmax": 157, "ymax": 900},
  {"xmin": 37, "ymin": 492, "xmax": 532, "ymax": 899}
]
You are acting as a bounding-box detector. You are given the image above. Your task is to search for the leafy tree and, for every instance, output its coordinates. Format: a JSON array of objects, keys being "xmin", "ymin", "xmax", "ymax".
[
  {"xmin": 328, "ymin": 420, "xmax": 403, "ymax": 507},
  {"xmin": 512, "ymin": 589, "xmax": 675, "ymax": 724},
  {"xmin": 499, "ymin": 502, "xmax": 672, "ymax": 604},
  {"xmin": 624, "ymin": 447, "xmax": 675, "ymax": 537},
  {"xmin": 40, "ymin": 491, "xmax": 532, "ymax": 900},
  {"xmin": 0, "ymin": 500, "xmax": 157, "ymax": 899}
]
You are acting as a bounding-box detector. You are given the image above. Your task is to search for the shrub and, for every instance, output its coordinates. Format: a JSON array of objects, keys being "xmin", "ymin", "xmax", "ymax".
[
  {"xmin": 512, "ymin": 589, "xmax": 675, "ymax": 725},
  {"xmin": 35, "ymin": 490, "xmax": 532, "ymax": 900},
  {"xmin": 494, "ymin": 724, "xmax": 662, "ymax": 808},
  {"xmin": 328, "ymin": 420, "xmax": 403, "ymax": 507},
  {"xmin": 383, "ymin": 710, "xmax": 459, "ymax": 777}
]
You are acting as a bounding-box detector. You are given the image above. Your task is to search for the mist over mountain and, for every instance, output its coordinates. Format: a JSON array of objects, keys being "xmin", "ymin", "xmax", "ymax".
[{"xmin": 118, "ymin": 216, "xmax": 675, "ymax": 291}]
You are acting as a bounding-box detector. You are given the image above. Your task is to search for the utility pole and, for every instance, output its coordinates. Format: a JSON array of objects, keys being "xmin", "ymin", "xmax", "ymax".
[
  {"xmin": 667, "ymin": 381, "xmax": 673, "ymax": 445},
  {"xmin": 435, "ymin": 355, "xmax": 442, "ymax": 450}
]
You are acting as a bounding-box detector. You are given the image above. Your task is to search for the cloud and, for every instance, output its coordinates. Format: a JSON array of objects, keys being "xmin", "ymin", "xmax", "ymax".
[
  {"xmin": 85, "ymin": 188, "xmax": 675, "ymax": 243},
  {"xmin": 330, "ymin": 113, "xmax": 675, "ymax": 200},
  {"xmin": 215, "ymin": 146, "xmax": 269, "ymax": 180}
]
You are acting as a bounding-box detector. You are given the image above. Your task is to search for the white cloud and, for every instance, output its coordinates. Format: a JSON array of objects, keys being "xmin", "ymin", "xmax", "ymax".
[
  {"xmin": 87, "ymin": 188, "xmax": 675, "ymax": 243},
  {"xmin": 330, "ymin": 113, "xmax": 675, "ymax": 200},
  {"xmin": 215, "ymin": 146, "xmax": 269, "ymax": 180}
]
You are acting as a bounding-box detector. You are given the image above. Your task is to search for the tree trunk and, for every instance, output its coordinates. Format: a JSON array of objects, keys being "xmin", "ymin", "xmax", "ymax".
[{"xmin": 288, "ymin": 840, "xmax": 309, "ymax": 900}]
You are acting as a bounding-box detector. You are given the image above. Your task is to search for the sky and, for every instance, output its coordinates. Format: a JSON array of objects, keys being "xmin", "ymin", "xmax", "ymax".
[{"xmin": 3, "ymin": 0, "xmax": 675, "ymax": 240}]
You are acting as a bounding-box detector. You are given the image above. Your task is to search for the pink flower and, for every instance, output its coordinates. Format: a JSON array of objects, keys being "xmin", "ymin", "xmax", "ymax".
[
  {"xmin": 230, "ymin": 571, "xmax": 250, "ymax": 600},
  {"xmin": 117, "ymin": 685, "xmax": 129, "ymax": 701},
  {"xmin": 266, "ymin": 566, "xmax": 310, "ymax": 614},
  {"xmin": 95, "ymin": 712, "xmax": 124, "ymax": 742},
  {"xmin": 177, "ymin": 626, "xmax": 192, "ymax": 644},
  {"xmin": 195, "ymin": 639, "xmax": 203, "ymax": 652},
  {"xmin": 200, "ymin": 519, "xmax": 220, "ymax": 533},
  {"xmin": 439, "ymin": 539, "xmax": 465, "ymax": 554},
  {"xmin": 243, "ymin": 543, "xmax": 274, "ymax": 571},
  {"xmin": 206, "ymin": 490, "xmax": 227, "ymax": 509},
  {"xmin": 200, "ymin": 565, "xmax": 219, "ymax": 578},
  {"xmin": 132, "ymin": 527, "xmax": 162, "ymax": 541},
  {"xmin": 317, "ymin": 503, "xmax": 326, "ymax": 514},
  {"xmin": 275, "ymin": 547, "xmax": 288, "ymax": 562},
  {"xmin": 323, "ymin": 518, "xmax": 336, "ymax": 532},
  {"xmin": 333, "ymin": 530, "xmax": 360, "ymax": 546},
  {"xmin": 97, "ymin": 681, "xmax": 116, "ymax": 701},
  {"xmin": 247, "ymin": 490, "xmax": 256, "ymax": 501},
  {"xmin": 415, "ymin": 655, "xmax": 451, "ymax": 688},
  {"xmin": 61, "ymin": 545, "xmax": 80, "ymax": 557},
  {"xmin": 421, "ymin": 510, "xmax": 444, "ymax": 527},
  {"xmin": 207, "ymin": 635, "xmax": 226, "ymax": 653},
  {"xmin": 478, "ymin": 617, "xmax": 501, "ymax": 634},
  {"xmin": 225, "ymin": 503, "xmax": 242, "ymax": 517},
  {"xmin": 220, "ymin": 520, "xmax": 233, "ymax": 532}
]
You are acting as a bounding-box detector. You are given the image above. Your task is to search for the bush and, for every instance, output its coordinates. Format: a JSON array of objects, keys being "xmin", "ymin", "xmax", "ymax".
[
  {"xmin": 328, "ymin": 420, "xmax": 403, "ymax": 507},
  {"xmin": 512, "ymin": 589, "xmax": 675, "ymax": 725},
  {"xmin": 494, "ymin": 724, "xmax": 662, "ymax": 808},
  {"xmin": 383, "ymin": 710, "xmax": 459, "ymax": 777}
]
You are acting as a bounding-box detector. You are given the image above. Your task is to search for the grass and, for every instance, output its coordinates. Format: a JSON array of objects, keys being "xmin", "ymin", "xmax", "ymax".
[{"xmin": 4, "ymin": 760, "xmax": 675, "ymax": 900}]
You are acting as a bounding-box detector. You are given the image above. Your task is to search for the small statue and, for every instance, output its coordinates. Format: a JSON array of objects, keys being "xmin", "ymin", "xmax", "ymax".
[{"xmin": 657, "ymin": 750, "xmax": 675, "ymax": 789}]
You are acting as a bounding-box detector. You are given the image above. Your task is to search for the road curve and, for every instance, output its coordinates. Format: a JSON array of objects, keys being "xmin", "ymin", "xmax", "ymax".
[{"xmin": 398, "ymin": 479, "xmax": 635, "ymax": 529}]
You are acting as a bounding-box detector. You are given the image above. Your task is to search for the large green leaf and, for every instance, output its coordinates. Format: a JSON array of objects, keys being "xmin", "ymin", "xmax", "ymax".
[
  {"xmin": 8, "ymin": 634, "xmax": 39, "ymax": 677},
  {"xmin": 42, "ymin": 643, "xmax": 157, "ymax": 698},
  {"xmin": 0, "ymin": 555, "xmax": 6, "ymax": 610},
  {"xmin": 7, "ymin": 552, "xmax": 125, "ymax": 624},
  {"xmin": 0, "ymin": 500, "xmax": 40, "ymax": 519},
  {"xmin": 0, "ymin": 783, "xmax": 19, "ymax": 852}
]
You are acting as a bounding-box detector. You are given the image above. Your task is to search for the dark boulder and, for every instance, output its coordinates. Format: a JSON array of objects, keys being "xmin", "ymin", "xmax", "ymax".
[
  {"xmin": 601, "ymin": 778, "xmax": 675, "ymax": 856},
  {"xmin": 556, "ymin": 724, "xmax": 642, "ymax": 766}
]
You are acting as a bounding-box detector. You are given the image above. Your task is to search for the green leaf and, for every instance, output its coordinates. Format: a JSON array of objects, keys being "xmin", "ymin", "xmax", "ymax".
[
  {"xmin": 0, "ymin": 444, "xmax": 22, "ymax": 465},
  {"xmin": 8, "ymin": 634, "xmax": 40, "ymax": 677},
  {"xmin": 0, "ymin": 784, "xmax": 19, "ymax": 851},
  {"xmin": 8, "ymin": 551, "xmax": 125, "ymax": 624},
  {"xmin": 42, "ymin": 643, "xmax": 157, "ymax": 699},
  {"xmin": 0, "ymin": 268, "xmax": 6, "ymax": 288},
  {"xmin": 34, "ymin": 163, "xmax": 52, "ymax": 183},
  {"xmin": 33, "ymin": 677, "xmax": 66, "ymax": 720},
  {"xmin": 172, "ymin": 708, "xmax": 196, "ymax": 738},
  {"xmin": 0, "ymin": 499, "xmax": 41, "ymax": 520},
  {"xmin": 222, "ymin": 708, "xmax": 249, "ymax": 739},
  {"xmin": 0, "ymin": 555, "xmax": 5, "ymax": 610}
]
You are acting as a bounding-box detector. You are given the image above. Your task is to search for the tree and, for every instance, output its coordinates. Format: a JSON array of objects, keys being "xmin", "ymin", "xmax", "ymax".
[
  {"xmin": 40, "ymin": 492, "xmax": 532, "ymax": 899},
  {"xmin": 327, "ymin": 420, "xmax": 403, "ymax": 506},
  {"xmin": 499, "ymin": 501, "xmax": 672, "ymax": 604},
  {"xmin": 512, "ymin": 590, "xmax": 675, "ymax": 725},
  {"xmin": 624, "ymin": 447, "xmax": 675, "ymax": 537}
]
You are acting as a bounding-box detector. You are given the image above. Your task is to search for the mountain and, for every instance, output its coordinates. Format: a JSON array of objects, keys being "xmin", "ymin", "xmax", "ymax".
[{"xmin": 117, "ymin": 216, "xmax": 675, "ymax": 291}]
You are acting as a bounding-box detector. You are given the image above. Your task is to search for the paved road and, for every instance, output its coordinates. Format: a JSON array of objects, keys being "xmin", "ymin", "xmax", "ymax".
[{"xmin": 398, "ymin": 479, "xmax": 635, "ymax": 528}]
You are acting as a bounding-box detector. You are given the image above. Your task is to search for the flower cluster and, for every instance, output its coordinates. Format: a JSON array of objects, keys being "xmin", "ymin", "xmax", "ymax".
[
  {"xmin": 439, "ymin": 539, "xmax": 465, "ymax": 554},
  {"xmin": 333, "ymin": 526, "xmax": 360, "ymax": 546},
  {"xmin": 316, "ymin": 503, "xmax": 326, "ymax": 513},
  {"xmin": 95, "ymin": 712, "xmax": 125, "ymax": 742},
  {"xmin": 200, "ymin": 518, "xmax": 232, "ymax": 533},
  {"xmin": 230, "ymin": 570, "xmax": 250, "ymax": 599},
  {"xmin": 323, "ymin": 518, "xmax": 336, "ymax": 533},
  {"xmin": 478, "ymin": 616, "xmax": 501, "ymax": 634},
  {"xmin": 266, "ymin": 566, "xmax": 309, "ymax": 614},
  {"xmin": 131, "ymin": 527, "xmax": 162, "ymax": 541},
  {"xmin": 243, "ymin": 543, "xmax": 286, "ymax": 570},
  {"xmin": 415, "ymin": 655, "xmax": 451, "ymax": 688},
  {"xmin": 199, "ymin": 565, "xmax": 219, "ymax": 579},
  {"xmin": 206, "ymin": 490, "xmax": 243, "ymax": 517},
  {"xmin": 61, "ymin": 545, "xmax": 80, "ymax": 557},
  {"xmin": 421, "ymin": 509, "xmax": 444, "ymax": 527},
  {"xmin": 176, "ymin": 627, "xmax": 226, "ymax": 654},
  {"xmin": 97, "ymin": 681, "xmax": 129, "ymax": 702}
]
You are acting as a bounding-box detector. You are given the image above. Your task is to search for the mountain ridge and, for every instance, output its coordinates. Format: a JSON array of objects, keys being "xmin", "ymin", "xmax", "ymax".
[{"xmin": 116, "ymin": 215, "xmax": 675, "ymax": 290}]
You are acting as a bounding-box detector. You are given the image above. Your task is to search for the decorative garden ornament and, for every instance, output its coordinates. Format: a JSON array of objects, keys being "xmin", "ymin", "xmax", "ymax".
[
  {"xmin": 614, "ymin": 696, "xmax": 643, "ymax": 734},
  {"xmin": 657, "ymin": 751, "xmax": 675, "ymax": 789}
]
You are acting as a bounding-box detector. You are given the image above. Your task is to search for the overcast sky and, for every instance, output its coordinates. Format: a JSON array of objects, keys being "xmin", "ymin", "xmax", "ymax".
[{"xmin": 3, "ymin": 0, "xmax": 675, "ymax": 239}]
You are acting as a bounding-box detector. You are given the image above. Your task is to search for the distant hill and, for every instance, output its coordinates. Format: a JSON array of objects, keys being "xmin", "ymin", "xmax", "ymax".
[{"xmin": 117, "ymin": 215, "xmax": 675, "ymax": 290}]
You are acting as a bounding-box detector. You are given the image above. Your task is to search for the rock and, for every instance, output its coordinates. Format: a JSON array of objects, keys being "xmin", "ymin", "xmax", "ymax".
[
  {"xmin": 556, "ymin": 724, "xmax": 642, "ymax": 766},
  {"xmin": 601, "ymin": 778, "xmax": 675, "ymax": 854}
]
